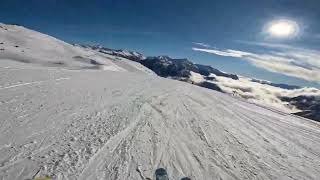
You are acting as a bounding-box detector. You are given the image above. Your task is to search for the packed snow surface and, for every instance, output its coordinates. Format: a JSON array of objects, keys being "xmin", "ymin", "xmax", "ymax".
[
  {"xmin": 0, "ymin": 23, "xmax": 320, "ymax": 180},
  {"xmin": 1, "ymin": 61, "xmax": 320, "ymax": 180}
]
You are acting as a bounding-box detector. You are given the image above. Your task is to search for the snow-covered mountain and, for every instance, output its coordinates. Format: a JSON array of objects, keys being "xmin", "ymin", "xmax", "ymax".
[
  {"xmin": 149, "ymin": 58, "xmax": 320, "ymax": 122},
  {"xmin": 87, "ymin": 47, "xmax": 320, "ymax": 122},
  {"xmin": 0, "ymin": 23, "xmax": 154, "ymax": 75},
  {"xmin": 1, "ymin": 23, "xmax": 320, "ymax": 180},
  {"xmin": 76, "ymin": 44, "xmax": 146, "ymax": 62}
]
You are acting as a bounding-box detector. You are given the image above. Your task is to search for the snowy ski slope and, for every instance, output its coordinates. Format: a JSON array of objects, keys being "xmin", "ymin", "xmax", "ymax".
[{"xmin": 0, "ymin": 23, "xmax": 320, "ymax": 180}]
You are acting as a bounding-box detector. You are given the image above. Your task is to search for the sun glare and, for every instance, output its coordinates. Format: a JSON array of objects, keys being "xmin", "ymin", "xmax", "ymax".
[{"xmin": 266, "ymin": 19, "xmax": 299, "ymax": 38}]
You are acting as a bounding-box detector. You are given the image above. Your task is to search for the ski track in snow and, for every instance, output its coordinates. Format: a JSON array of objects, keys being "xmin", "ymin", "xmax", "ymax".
[
  {"xmin": 0, "ymin": 78, "xmax": 70, "ymax": 90},
  {"xmin": 0, "ymin": 63, "xmax": 319, "ymax": 180}
]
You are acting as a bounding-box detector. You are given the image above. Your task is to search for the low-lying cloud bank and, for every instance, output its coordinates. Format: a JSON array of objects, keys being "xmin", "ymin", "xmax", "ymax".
[
  {"xmin": 189, "ymin": 71, "xmax": 320, "ymax": 113},
  {"xmin": 192, "ymin": 44, "xmax": 320, "ymax": 83},
  {"xmin": 209, "ymin": 74, "xmax": 320, "ymax": 113}
]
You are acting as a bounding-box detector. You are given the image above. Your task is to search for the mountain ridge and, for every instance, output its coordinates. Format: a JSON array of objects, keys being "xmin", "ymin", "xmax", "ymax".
[{"xmin": 84, "ymin": 45, "xmax": 320, "ymax": 122}]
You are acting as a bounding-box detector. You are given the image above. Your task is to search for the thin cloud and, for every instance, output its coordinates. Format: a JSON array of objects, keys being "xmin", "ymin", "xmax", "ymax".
[
  {"xmin": 237, "ymin": 41, "xmax": 296, "ymax": 49},
  {"xmin": 192, "ymin": 46, "xmax": 320, "ymax": 83},
  {"xmin": 192, "ymin": 47, "xmax": 251, "ymax": 57},
  {"xmin": 314, "ymin": 34, "xmax": 320, "ymax": 39},
  {"xmin": 193, "ymin": 42, "xmax": 211, "ymax": 48}
]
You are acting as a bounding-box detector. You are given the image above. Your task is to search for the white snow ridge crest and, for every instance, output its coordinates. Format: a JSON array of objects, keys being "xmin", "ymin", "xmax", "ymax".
[{"xmin": 0, "ymin": 23, "xmax": 320, "ymax": 180}]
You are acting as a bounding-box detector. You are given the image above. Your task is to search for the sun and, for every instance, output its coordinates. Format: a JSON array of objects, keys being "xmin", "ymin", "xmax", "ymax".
[{"xmin": 265, "ymin": 19, "xmax": 299, "ymax": 38}]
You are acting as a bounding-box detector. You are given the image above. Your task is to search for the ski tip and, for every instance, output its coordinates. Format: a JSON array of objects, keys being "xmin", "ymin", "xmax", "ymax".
[
  {"xmin": 181, "ymin": 177, "xmax": 191, "ymax": 180},
  {"xmin": 155, "ymin": 168, "xmax": 169, "ymax": 180}
]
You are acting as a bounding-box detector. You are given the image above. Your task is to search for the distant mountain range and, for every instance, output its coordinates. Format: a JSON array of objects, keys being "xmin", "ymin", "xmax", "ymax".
[
  {"xmin": 76, "ymin": 44, "xmax": 145, "ymax": 62},
  {"xmin": 78, "ymin": 45, "xmax": 320, "ymax": 122}
]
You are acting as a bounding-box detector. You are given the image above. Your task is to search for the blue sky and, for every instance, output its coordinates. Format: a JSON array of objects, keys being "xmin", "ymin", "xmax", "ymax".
[{"xmin": 1, "ymin": 0, "xmax": 319, "ymax": 88}]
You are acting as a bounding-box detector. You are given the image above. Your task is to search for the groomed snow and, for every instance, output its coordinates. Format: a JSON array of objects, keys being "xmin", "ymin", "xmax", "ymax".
[
  {"xmin": 1, "ymin": 61, "xmax": 320, "ymax": 180},
  {"xmin": 0, "ymin": 23, "xmax": 320, "ymax": 180}
]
